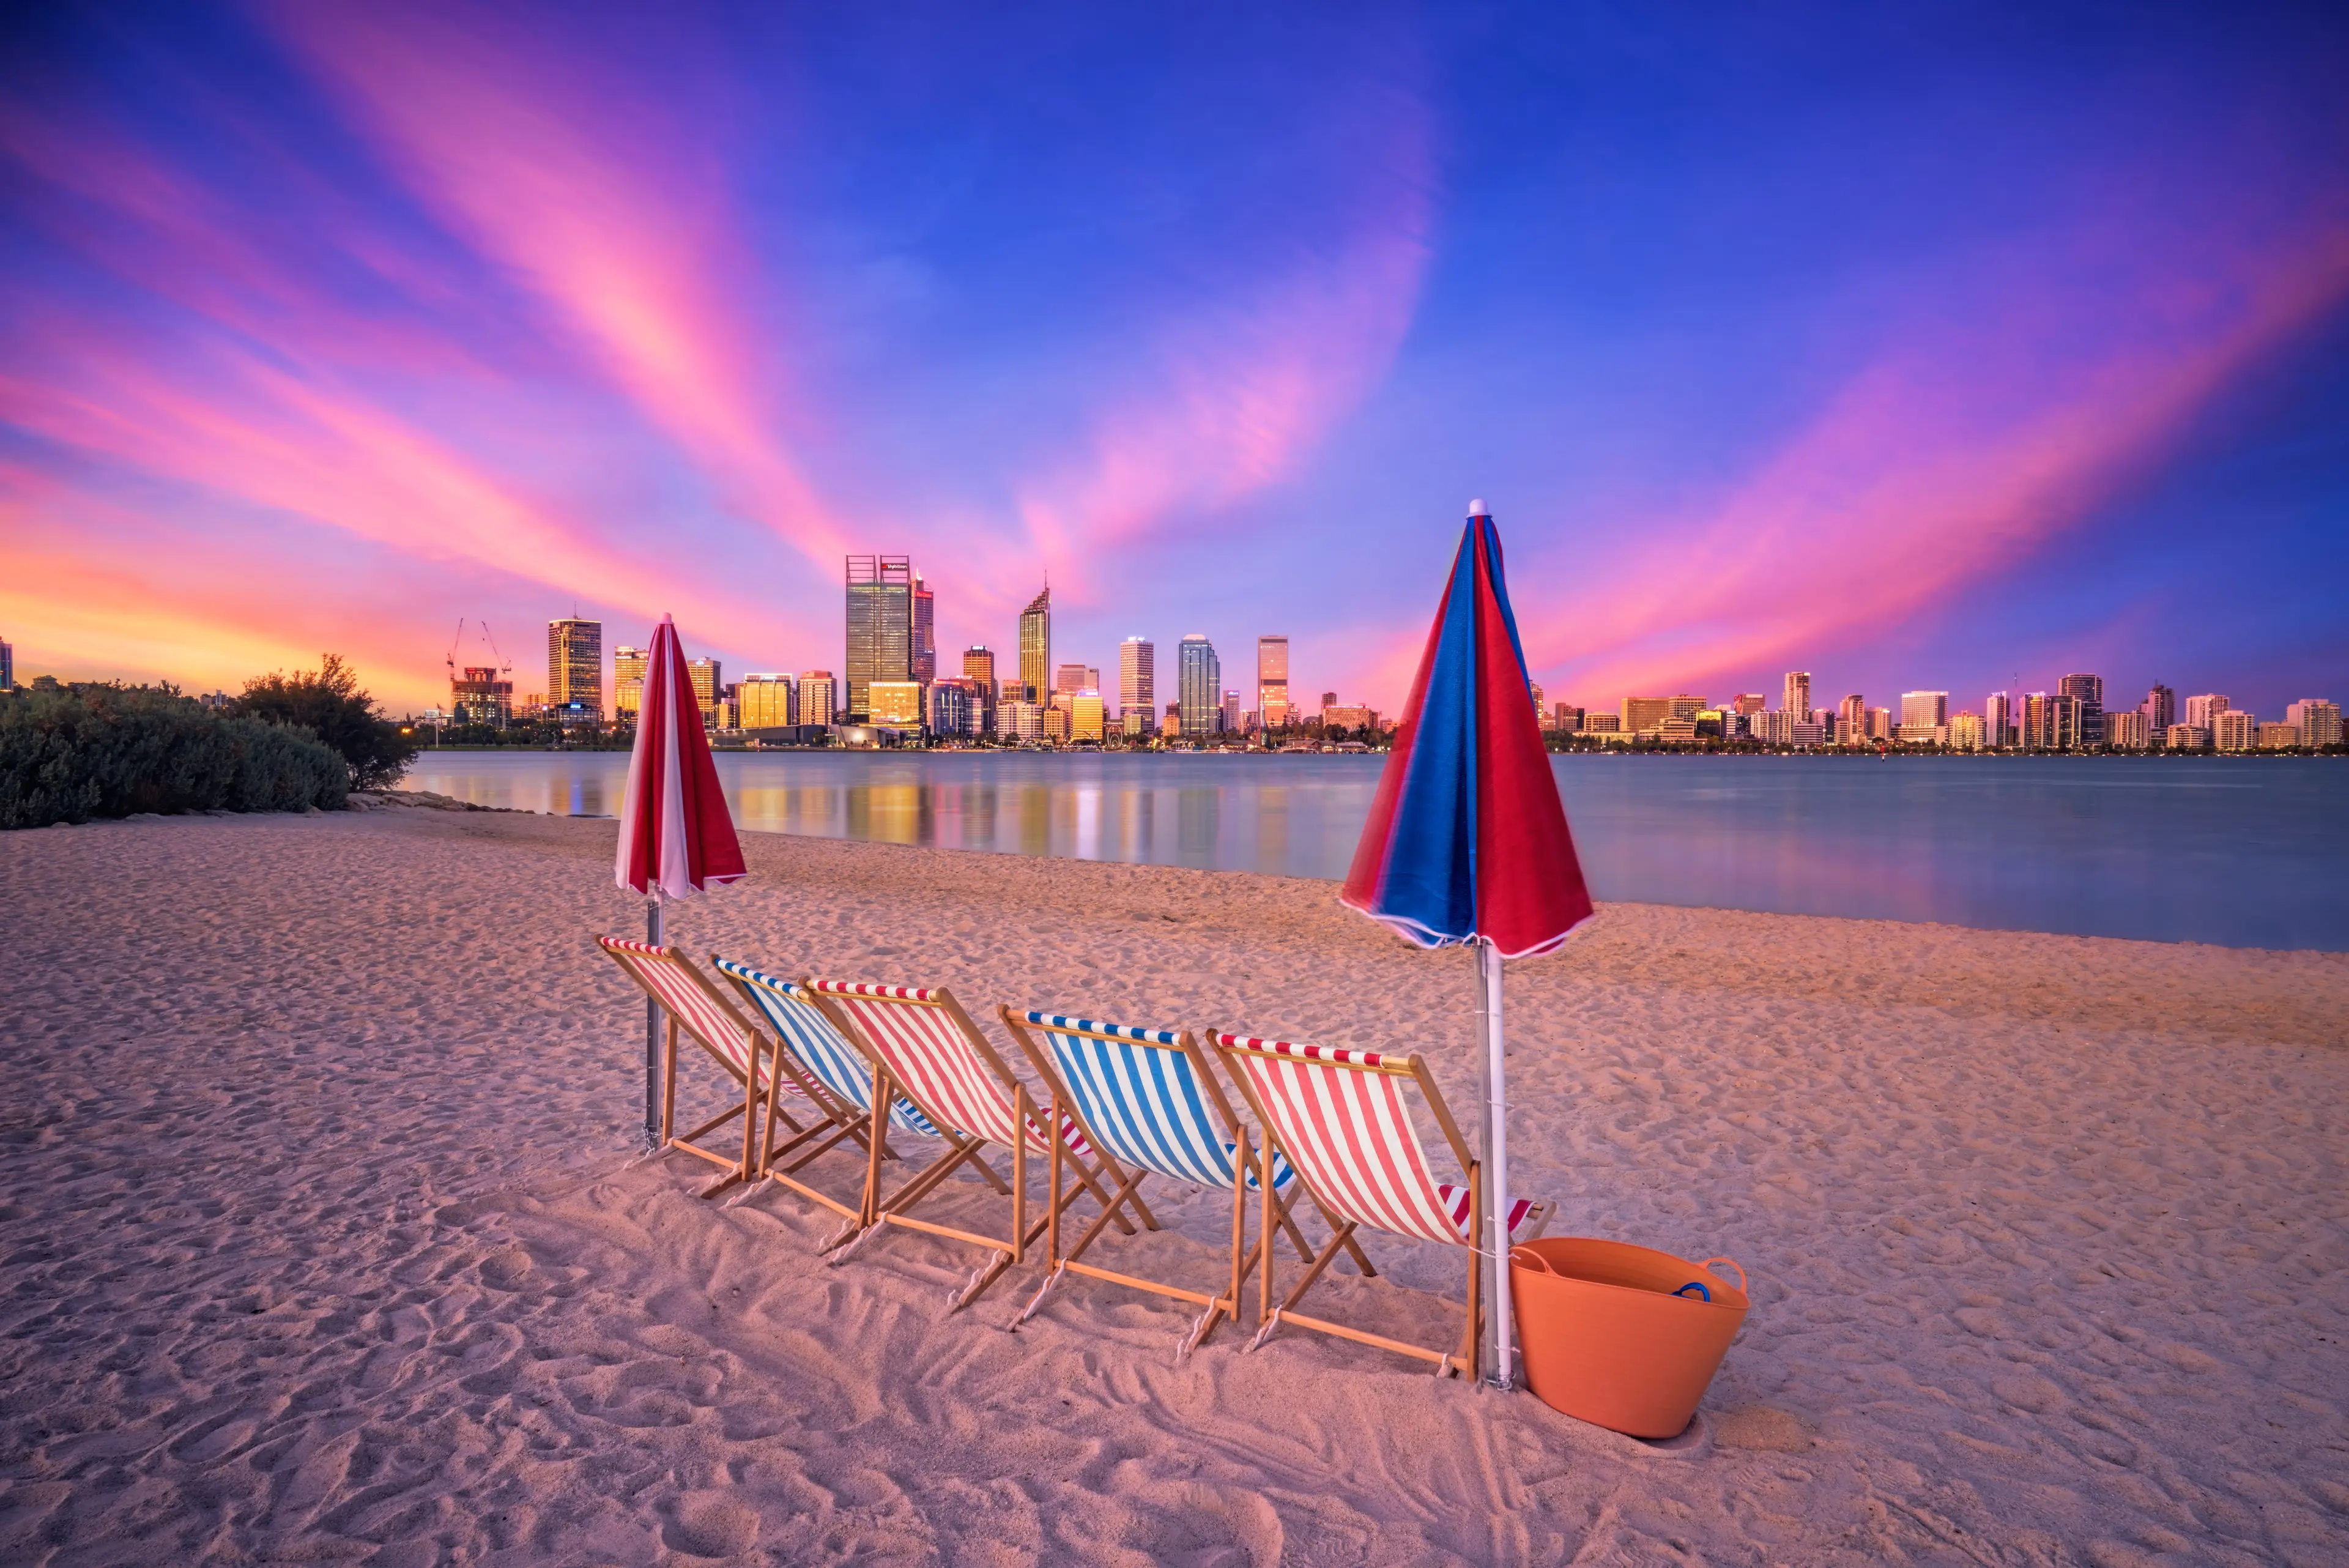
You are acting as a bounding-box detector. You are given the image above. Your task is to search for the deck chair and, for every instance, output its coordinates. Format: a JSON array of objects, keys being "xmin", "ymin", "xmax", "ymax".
[
  {"xmin": 1211, "ymin": 1031, "xmax": 1552, "ymax": 1378},
  {"xmin": 1000, "ymin": 1009, "xmax": 1379, "ymax": 1351},
  {"xmin": 711, "ymin": 954, "xmax": 949, "ymax": 1246},
  {"xmin": 593, "ymin": 937, "xmax": 792, "ymax": 1200},
  {"xmin": 803, "ymin": 981, "xmax": 1138, "ymax": 1310}
]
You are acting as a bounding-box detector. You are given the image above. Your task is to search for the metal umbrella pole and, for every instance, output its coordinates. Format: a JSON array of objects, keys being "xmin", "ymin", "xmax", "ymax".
[
  {"xmin": 643, "ymin": 889, "xmax": 664, "ymax": 1154},
  {"xmin": 1475, "ymin": 937, "xmax": 1516, "ymax": 1389}
]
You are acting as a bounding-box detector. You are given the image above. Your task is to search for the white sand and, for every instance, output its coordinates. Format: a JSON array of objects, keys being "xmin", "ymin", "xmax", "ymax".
[{"xmin": 2, "ymin": 809, "xmax": 2345, "ymax": 1564}]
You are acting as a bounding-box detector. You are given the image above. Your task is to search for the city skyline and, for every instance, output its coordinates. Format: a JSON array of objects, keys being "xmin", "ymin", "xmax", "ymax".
[{"xmin": 4, "ymin": 7, "xmax": 2347, "ymax": 717}]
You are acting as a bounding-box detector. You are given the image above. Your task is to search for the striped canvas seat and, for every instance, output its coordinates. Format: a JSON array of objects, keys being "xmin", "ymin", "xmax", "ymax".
[
  {"xmin": 602, "ymin": 937, "xmax": 762, "ymax": 1082},
  {"xmin": 814, "ymin": 983, "xmax": 1090, "ymax": 1159},
  {"xmin": 593, "ymin": 937, "xmax": 780, "ymax": 1200},
  {"xmin": 715, "ymin": 957, "xmax": 938, "ymax": 1139},
  {"xmin": 1024, "ymin": 1014, "xmax": 1291, "ymax": 1193}
]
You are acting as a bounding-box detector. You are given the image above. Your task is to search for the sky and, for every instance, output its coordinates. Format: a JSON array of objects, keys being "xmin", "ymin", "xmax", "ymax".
[{"xmin": 3, "ymin": 1, "xmax": 2346, "ymax": 718}]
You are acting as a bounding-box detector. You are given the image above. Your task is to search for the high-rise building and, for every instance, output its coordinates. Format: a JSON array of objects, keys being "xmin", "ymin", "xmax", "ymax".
[
  {"xmin": 2141, "ymin": 684, "xmax": 2175, "ymax": 732},
  {"xmin": 1668, "ymin": 694, "xmax": 1706, "ymax": 722},
  {"xmin": 1782, "ymin": 672, "xmax": 1811, "ymax": 718},
  {"xmin": 2213, "ymin": 710, "xmax": 2255, "ymax": 753},
  {"xmin": 845, "ymin": 555, "xmax": 913, "ymax": 720},
  {"xmin": 686, "ymin": 657, "xmax": 721, "ymax": 730},
  {"xmin": 2285, "ymin": 699, "xmax": 2342, "ymax": 748},
  {"xmin": 1838, "ymin": 694, "xmax": 1866, "ymax": 743},
  {"xmin": 1000, "ymin": 699, "xmax": 1044, "ymax": 741},
  {"xmin": 1529, "ymin": 682, "xmax": 1546, "ymax": 721},
  {"xmin": 0, "ymin": 634, "xmax": 12, "ymax": 690},
  {"xmin": 1178, "ymin": 635, "xmax": 1220, "ymax": 737},
  {"xmin": 2257, "ymin": 721, "xmax": 2301, "ymax": 750},
  {"xmin": 929, "ymin": 678, "xmax": 976, "ymax": 738},
  {"xmin": 1900, "ymin": 691, "xmax": 1949, "ymax": 729},
  {"xmin": 451, "ymin": 666, "xmax": 513, "ymax": 727},
  {"xmin": 1622, "ymin": 696, "xmax": 1673, "ymax": 735},
  {"xmin": 1018, "ymin": 584, "xmax": 1051, "ymax": 707},
  {"xmin": 1258, "ymin": 636, "xmax": 1290, "ymax": 726},
  {"xmin": 1071, "ymin": 689, "xmax": 1105, "ymax": 743},
  {"xmin": 1732, "ymin": 694, "xmax": 1765, "ymax": 718},
  {"xmin": 2165, "ymin": 723, "xmax": 2210, "ymax": 751},
  {"xmin": 1984, "ymin": 691, "xmax": 2011, "ymax": 748},
  {"xmin": 1950, "ymin": 712, "xmax": 1986, "ymax": 751},
  {"xmin": 796, "ymin": 671, "xmax": 836, "ymax": 729},
  {"xmin": 962, "ymin": 647, "xmax": 997, "ymax": 733},
  {"xmin": 737, "ymin": 673, "xmax": 794, "ymax": 729},
  {"xmin": 1221, "ymin": 690, "xmax": 1242, "ymax": 734},
  {"xmin": 2104, "ymin": 711, "xmax": 2150, "ymax": 749},
  {"xmin": 911, "ymin": 571, "xmax": 936, "ymax": 689},
  {"xmin": 2058, "ymin": 673, "xmax": 2104, "ymax": 746},
  {"xmin": 868, "ymin": 680, "xmax": 923, "ymax": 729},
  {"xmin": 1868, "ymin": 706, "xmax": 1892, "ymax": 740},
  {"xmin": 546, "ymin": 618, "xmax": 603, "ymax": 720},
  {"xmin": 2184, "ymin": 694, "xmax": 2229, "ymax": 729},
  {"xmin": 1054, "ymin": 663, "xmax": 1097, "ymax": 696},
  {"xmin": 614, "ymin": 646, "xmax": 647, "ymax": 719},
  {"xmin": 1119, "ymin": 637, "xmax": 1154, "ymax": 732}
]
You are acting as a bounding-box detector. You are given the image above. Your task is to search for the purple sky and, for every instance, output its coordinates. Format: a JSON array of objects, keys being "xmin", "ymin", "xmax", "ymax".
[{"xmin": 3, "ymin": 2, "xmax": 2345, "ymax": 716}]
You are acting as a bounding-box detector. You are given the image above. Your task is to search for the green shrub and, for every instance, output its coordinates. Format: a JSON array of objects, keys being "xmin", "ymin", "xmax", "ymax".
[
  {"xmin": 0, "ymin": 683, "xmax": 349, "ymax": 829},
  {"xmin": 236, "ymin": 653, "xmax": 419, "ymax": 789}
]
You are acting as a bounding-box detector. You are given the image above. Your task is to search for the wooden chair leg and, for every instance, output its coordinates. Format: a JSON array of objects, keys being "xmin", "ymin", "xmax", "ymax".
[{"xmin": 661, "ymin": 1018, "xmax": 680, "ymax": 1147}]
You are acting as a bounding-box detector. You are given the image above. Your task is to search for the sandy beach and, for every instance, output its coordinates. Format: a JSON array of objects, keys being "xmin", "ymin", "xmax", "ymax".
[{"xmin": 2, "ymin": 808, "xmax": 2345, "ymax": 1565}]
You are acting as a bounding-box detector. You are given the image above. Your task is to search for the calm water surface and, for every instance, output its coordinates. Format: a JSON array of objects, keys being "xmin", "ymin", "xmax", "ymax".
[{"xmin": 399, "ymin": 751, "xmax": 2349, "ymax": 950}]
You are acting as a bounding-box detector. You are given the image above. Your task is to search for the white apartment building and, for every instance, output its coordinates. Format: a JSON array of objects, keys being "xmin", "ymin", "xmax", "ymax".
[
  {"xmin": 1900, "ymin": 691, "xmax": 1950, "ymax": 728},
  {"xmin": 2212, "ymin": 710, "xmax": 2255, "ymax": 753}
]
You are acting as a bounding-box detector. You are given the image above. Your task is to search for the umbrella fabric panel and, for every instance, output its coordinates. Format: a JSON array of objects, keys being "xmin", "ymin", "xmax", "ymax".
[{"xmin": 615, "ymin": 616, "xmax": 747, "ymax": 899}]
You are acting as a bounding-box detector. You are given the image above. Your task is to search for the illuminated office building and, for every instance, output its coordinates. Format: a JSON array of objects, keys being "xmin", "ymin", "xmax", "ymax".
[
  {"xmin": 1258, "ymin": 636, "xmax": 1290, "ymax": 726},
  {"xmin": 1178, "ymin": 635, "xmax": 1220, "ymax": 737},
  {"xmin": 845, "ymin": 555, "xmax": 913, "ymax": 721},
  {"xmin": 737, "ymin": 674, "xmax": 793, "ymax": 729},
  {"xmin": 545, "ymin": 618, "xmax": 603, "ymax": 720},
  {"xmin": 962, "ymin": 647, "xmax": 997, "ymax": 732},
  {"xmin": 1119, "ymin": 637, "xmax": 1155, "ymax": 732},
  {"xmin": 796, "ymin": 671, "xmax": 837, "ymax": 730},
  {"xmin": 1017, "ymin": 584, "xmax": 1051, "ymax": 705},
  {"xmin": 614, "ymin": 646, "xmax": 647, "ymax": 719}
]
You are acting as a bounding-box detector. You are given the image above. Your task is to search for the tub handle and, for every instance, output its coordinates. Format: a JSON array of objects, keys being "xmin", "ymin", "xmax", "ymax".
[
  {"xmin": 1700, "ymin": 1257, "xmax": 1746, "ymax": 1295},
  {"xmin": 1671, "ymin": 1281, "xmax": 1712, "ymax": 1301},
  {"xmin": 1508, "ymin": 1245, "xmax": 1554, "ymax": 1275}
]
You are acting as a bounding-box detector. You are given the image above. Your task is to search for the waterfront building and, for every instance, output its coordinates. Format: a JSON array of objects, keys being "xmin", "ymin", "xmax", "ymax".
[
  {"xmin": 911, "ymin": 572, "xmax": 936, "ymax": 688},
  {"xmin": 1000, "ymin": 699, "xmax": 1044, "ymax": 741},
  {"xmin": 1661, "ymin": 716, "xmax": 1699, "ymax": 743},
  {"xmin": 1319, "ymin": 691, "xmax": 1337, "ymax": 711},
  {"xmin": 1529, "ymin": 682, "xmax": 1545, "ymax": 722},
  {"xmin": 686, "ymin": 658, "xmax": 721, "ymax": 729},
  {"xmin": 796, "ymin": 671, "xmax": 837, "ymax": 730},
  {"xmin": 1178, "ymin": 635, "xmax": 1220, "ymax": 737},
  {"xmin": 1950, "ymin": 712, "xmax": 1986, "ymax": 751},
  {"xmin": 1894, "ymin": 724, "xmax": 1948, "ymax": 745},
  {"xmin": 451, "ymin": 666, "xmax": 513, "ymax": 728},
  {"xmin": 2141, "ymin": 684, "xmax": 2176, "ymax": 732},
  {"xmin": 546, "ymin": 618, "xmax": 603, "ymax": 720},
  {"xmin": 1221, "ymin": 690, "xmax": 1242, "ymax": 734},
  {"xmin": 1043, "ymin": 706, "xmax": 1069, "ymax": 744},
  {"xmin": 2257, "ymin": 721, "xmax": 2301, "ymax": 751},
  {"xmin": 1120, "ymin": 637, "xmax": 1155, "ymax": 730},
  {"xmin": 1783, "ymin": 672, "xmax": 1811, "ymax": 718},
  {"xmin": 868, "ymin": 680, "xmax": 924, "ymax": 730},
  {"xmin": 2285, "ymin": 699, "xmax": 2342, "ymax": 748},
  {"xmin": 1983, "ymin": 691, "xmax": 2011, "ymax": 748},
  {"xmin": 1325, "ymin": 704, "xmax": 1376, "ymax": 734},
  {"xmin": 2104, "ymin": 710, "xmax": 2150, "ymax": 749},
  {"xmin": 1867, "ymin": 706, "xmax": 1892, "ymax": 740},
  {"xmin": 1124, "ymin": 710, "xmax": 1151, "ymax": 738},
  {"xmin": 738, "ymin": 674, "xmax": 794, "ymax": 729},
  {"xmin": 1071, "ymin": 689, "xmax": 1105, "ymax": 743},
  {"xmin": 929, "ymin": 678, "xmax": 976, "ymax": 738},
  {"xmin": 2165, "ymin": 723, "xmax": 2210, "ymax": 751},
  {"xmin": 1258, "ymin": 636, "xmax": 1290, "ymax": 726},
  {"xmin": 1018, "ymin": 584, "xmax": 1051, "ymax": 706},
  {"xmin": 1789, "ymin": 719, "xmax": 1826, "ymax": 746},
  {"xmin": 1583, "ymin": 712, "xmax": 1622, "ymax": 735},
  {"xmin": 1754, "ymin": 708, "xmax": 1792, "ymax": 745},
  {"xmin": 2213, "ymin": 710, "xmax": 2255, "ymax": 753},
  {"xmin": 1838, "ymin": 694, "xmax": 1866, "ymax": 744},
  {"xmin": 845, "ymin": 555, "xmax": 913, "ymax": 720},
  {"xmin": 962, "ymin": 647, "xmax": 997, "ymax": 733},
  {"xmin": 614, "ymin": 646, "xmax": 647, "ymax": 719},
  {"xmin": 1551, "ymin": 704, "xmax": 1584, "ymax": 732},
  {"xmin": 1668, "ymin": 694, "xmax": 1707, "ymax": 723},
  {"xmin": 1732, "ymin": 694, "xmax": 1765, "ymax": 718},
  {"xmin": 2184, "ymin": 694, "xmax": 2229, "ymax": 729},
  {"xmin": 2058, "ymin": 673, "xmax": 2105, "ymax": 746},
  {"xmin": 1622, "ymin": 696, "xmax": 1673, "ymax": 734},
  {"xmin": 1900, "ymin": 691, "xmax": 1950, "ymax": 729}
]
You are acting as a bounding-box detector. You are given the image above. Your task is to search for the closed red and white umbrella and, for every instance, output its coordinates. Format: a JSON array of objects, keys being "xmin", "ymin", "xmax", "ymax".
[{"xmin": 615, "ymin": 615, "xmax": 746, "ymax": 1148}]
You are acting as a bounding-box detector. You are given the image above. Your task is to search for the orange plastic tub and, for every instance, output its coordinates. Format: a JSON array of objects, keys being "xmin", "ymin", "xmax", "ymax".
[{"xmin": 1509, "ymin": 1238, "xmax": 1748, "ymax": 1438}]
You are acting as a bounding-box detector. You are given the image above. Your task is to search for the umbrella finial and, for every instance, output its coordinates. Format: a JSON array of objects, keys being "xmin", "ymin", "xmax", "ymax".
[{"xmin": 1468, "ymin": 499, "xmax": 1490, "ymax": 518}]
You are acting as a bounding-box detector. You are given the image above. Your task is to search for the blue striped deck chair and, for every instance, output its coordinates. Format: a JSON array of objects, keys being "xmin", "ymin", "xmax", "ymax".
[
  {"xmin": 999, "ymin": 1008, "xmax": 1378, "ymax": 1352},
  {"xmin": 712, "ymin": 954, "xmax": 977, "ymax": 1249}
]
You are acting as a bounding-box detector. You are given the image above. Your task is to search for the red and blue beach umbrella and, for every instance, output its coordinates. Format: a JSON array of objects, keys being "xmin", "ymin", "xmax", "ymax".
[{"xmin": 1341, "ymin": 502, "xmax": 1593, "ymax": 1388}]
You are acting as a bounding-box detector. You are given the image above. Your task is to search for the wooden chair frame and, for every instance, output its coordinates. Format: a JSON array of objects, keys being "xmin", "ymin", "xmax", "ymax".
[
  {"xmin": 803, "ymin": 983, "xmax": 1137, "ymax": 1312},
  {"xmin": 1212, "ymin": 1035, "xmax": 1548, "ymax": 1379},
  {"xmin": 999, "ymin": 1009, "xmax": 1376, "ymax": 1351}
]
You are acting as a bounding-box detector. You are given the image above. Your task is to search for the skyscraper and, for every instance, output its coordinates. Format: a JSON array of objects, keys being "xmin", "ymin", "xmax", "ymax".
[
  {"xmin": 845, "ymin": 555, "xmax": 913, "ymax": 720},
  {"xmin": 1119, "ymin": 637, "xmax": 1154, "ymax": 732},
  {"xmin": 1257, "ymin": 636, "xmax": 1290, "ymax": 726},
  {"xmin": 2141, "ymin": 683, "xmax": 2175, "ymax": 731},
  {"xmin": 797, "ymin": 671, "xmax": 837, "ymax": 729},
  {"xmin": 737, "ymin": 674, "xmax": 793, "ymax": 729},
  {"xmin": 2285, "ymin": 698, "xmax": 2342, "ymax": 748},
  {"xmin": 1838, "ymin": 694, "xmax": 1866, "ymax": 743},
  {"xmin": 1018, "ymin": 584, "xmax": 1051, "ymax": 706},
  {"xmin": 1984, "ymin": 691, "xmax": 2011, "ymax": 748},
  {"xmin": 1621, "ymin": 696, "xmax": 1672, "ymax": 734},
  {"xmin": 1782, "ymin": 671, "xmax": 1811, "ymax": 718},
  {"xmin": 1901, "ymin": 691, "xmax": 1949, "ymax": 728},
  {"xmin": 1178, "ymin": 634, "xmax": 1220, "ymax": 737},
  {"xmin": 451, "ymin": 667, "xmax": 513, "ymax": 727},
  {"xmin": 1732, "ymin": 694, "xmax": 1765, "ymax": 718},
  {"xmin": 687, "ymin": 657, "xmax": 721, "ymax": 730},
  {"xmin": 910, "ymin": 571, "xmax": 936, "ymax": 689},
  {"xmin": 545, "ymin": 618, "xmax": 603, "ymax": 720},
  {"xmin": 962, "ymin": 646, "xmax": 997, "ymax": 733},
  {"xmin": 2184, "ymin": 694, "xmax": 2229, "ymax": 729},
  {"xmin": 614, "ymin": 645, "xmax": 647, "ymax": 719},
  {"xmin": 2058, "ymin": 673, "xmax": 2104, "ymax": 746},
  {"xmin": 929, "ymin": 678, "xmax": 976, "ymax": 738},
  {"xmin": 1071, "ymin": 689, "xmax": 1105, "ymax": 743},
  {"xmin": 1054, "ymin": 663, "xmax": 1097, "ymax": 696},
  {"xmin": 1221, "ymin": 690, "xmax": 1242, "ymax": 735}
]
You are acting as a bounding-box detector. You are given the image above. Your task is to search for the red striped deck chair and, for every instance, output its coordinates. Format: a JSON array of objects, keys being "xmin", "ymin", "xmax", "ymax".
[
  {"xmin": 804, "ymin": 981, "xmax": 1138, "ymax": 1310},
  {"xmin": 1211, "ymin": 1031, "xmax": 1553, "ymax": 1378},
  {"xmin": 593, "ymin": 937, "xmax": 842, "ymax": 1200}
]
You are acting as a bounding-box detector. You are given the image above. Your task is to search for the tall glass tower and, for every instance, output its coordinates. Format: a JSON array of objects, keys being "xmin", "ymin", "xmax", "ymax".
[
  {"xmin": 546, "ymin": 617, "xmax": 603, "ymax": 719},
  {"xmin": 1017, "ymin": 584, "xmax": 1050, "ymax": 706},
  {"xmin": 1256, "ymin": 635, "xmax": 1289, "ymax": 726},
  {"xmin": 1119, "ymin": 637, "xmax": 1155, "ymax": 730},
  {"xmin": 1178, "ymin": 634, "xmax": 1220, "ymax": 737},
  {"xmin": 845, "ymin": 555, "xmax": 912, "ymax": 721}
]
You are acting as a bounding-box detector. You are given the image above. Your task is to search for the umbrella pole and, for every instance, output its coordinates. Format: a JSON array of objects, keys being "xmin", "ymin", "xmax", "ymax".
[
  {"xmin": 1479, "ymin": 937, "xmax": 1516, "ymax": 1390},
  {"xmin": 644, "ymin": 890, "xmax": 664, "ymax": 1154}
]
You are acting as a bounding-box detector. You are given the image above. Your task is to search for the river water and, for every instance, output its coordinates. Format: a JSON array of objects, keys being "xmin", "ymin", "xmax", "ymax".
[{"xmin": 398, "ymin": 750, "xmax": 2349, "ymax": 950}]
